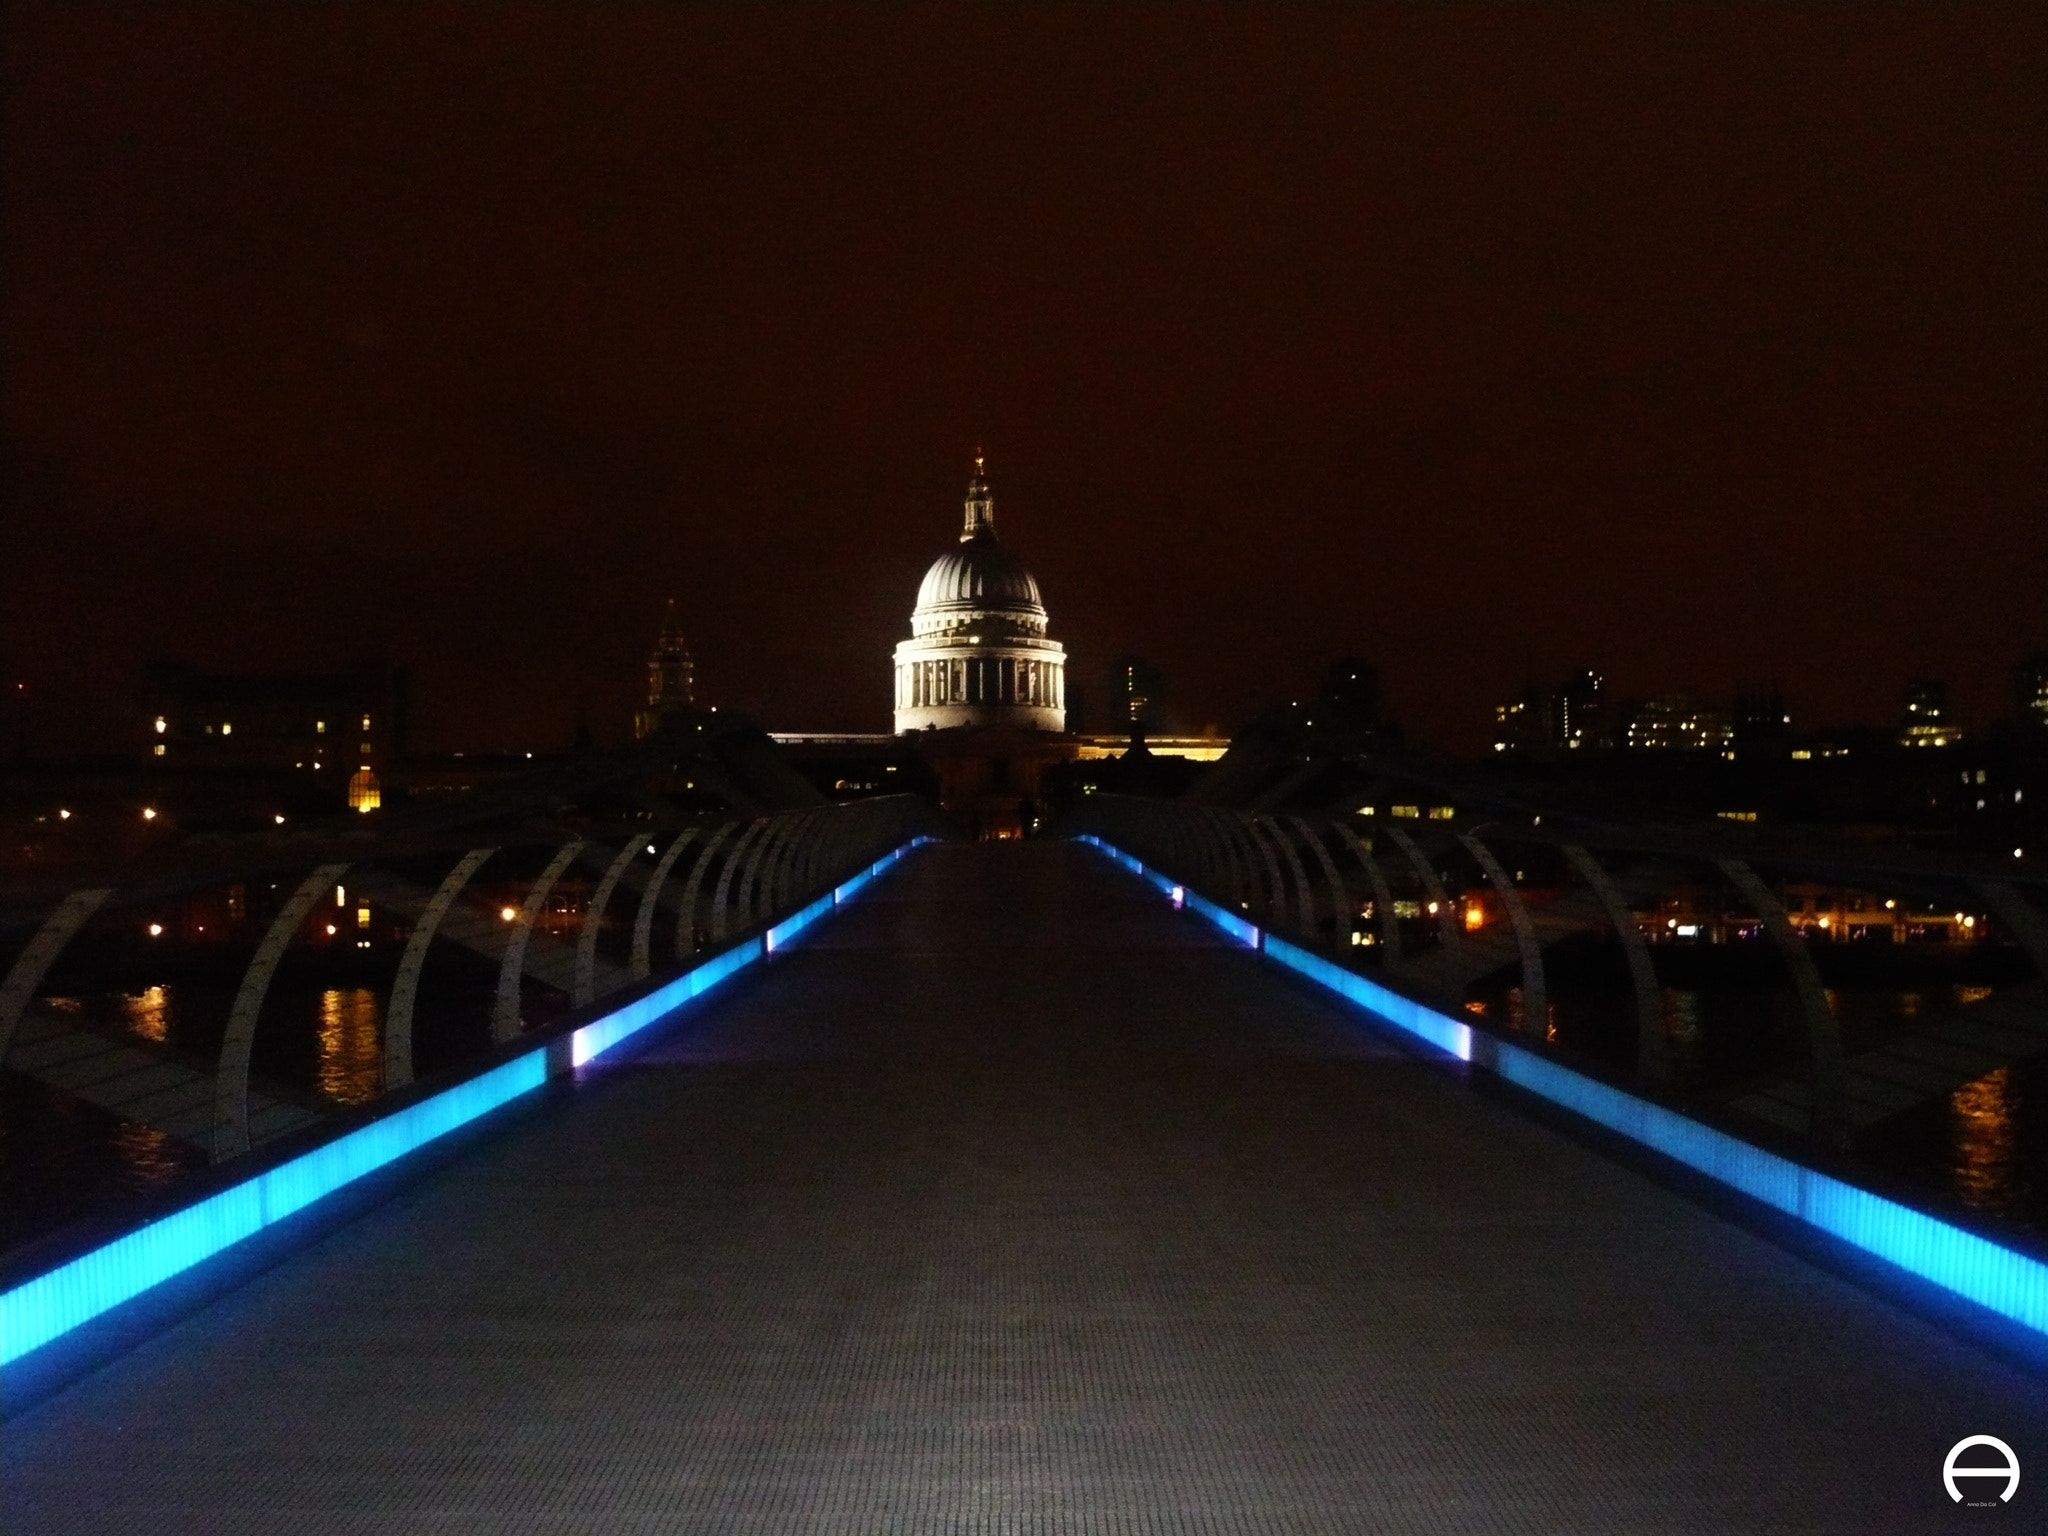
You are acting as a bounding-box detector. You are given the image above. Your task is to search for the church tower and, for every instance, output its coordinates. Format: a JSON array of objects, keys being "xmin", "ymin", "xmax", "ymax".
[{"xmin": 634, "ymin": 600, "xmax": 695, "ymax": 739}]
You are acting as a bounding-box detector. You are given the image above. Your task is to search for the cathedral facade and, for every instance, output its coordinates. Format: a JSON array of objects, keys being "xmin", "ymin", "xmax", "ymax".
[{"xmin": 892, "ymin": 461, "xmax": 1066, "ymax": 734}]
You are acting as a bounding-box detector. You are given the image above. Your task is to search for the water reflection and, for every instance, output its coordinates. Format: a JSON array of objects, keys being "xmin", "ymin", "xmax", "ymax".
[
  {"xmin": 1949, "ymin": 1067, "xmax": 2021, "ymax": 1214},
  {"xmin": 110, "ymin": 1117, "xmax": 193, "ymax": 1192},
  {"xmin": 120, "ymin": 985, "xmax": 171, "ymax": 1043},
  {"xmin": 317, "ymin": 988, "xmax": 382, "ymax": 1104}
]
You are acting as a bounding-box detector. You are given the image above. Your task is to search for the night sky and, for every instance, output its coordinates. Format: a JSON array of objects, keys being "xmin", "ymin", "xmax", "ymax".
[{"xmin": 3, "ymin": 5, "xmax": 2042, "ymax": 758}]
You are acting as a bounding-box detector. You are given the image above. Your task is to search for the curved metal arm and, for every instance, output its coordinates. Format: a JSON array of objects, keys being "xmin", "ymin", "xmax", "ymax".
[
  {"xmin": 632, "ymin": 829, "xmax": 699, "ymax": 980},
  {"xmin": 574, "ymin": 841, "xmax": 646, "ymax": 1007},
  {"xmin": 494, "ymin": 841, "xmax": 585, "ymax": 1044},
  {"xmin": 0, "ymin": 887, "xmax": 113, "ymax": 1067},
  {"xmin": 1384, "ymin": 824, "xmax": 1460, "ymax": 947},
  {"xmin": 213, "ymin": 863, "xmax": 350, "ymax": 1162},
  {"xmin": 1562, "ymin": 844, "xmax": 1668, "ymax": 1084},
  {"xmin": 1718, "ymin": 858, "xmax": 1847, "ymax": 1148},
  {"xmin": 1974, "ymin": 880, "xmax": 2048, "ymax": 979},
  {"xmin": 1256, "ymin": 815, "xmax": 1315, "ymax": 938},
  {"xmin": 1459, "ymin": 835, "xmax": 1546, "ymax": 1037},
  {"xmin": 385, "ymin": 848, "xmax": 495, "ymax": 1090},
  {"xmin": 1333, "ymin": 826, "xmax": 1400, "ymax": 963},
  {"xmin": 711, "ymin": 820, "xmax": 770, "ymax": 943},
  {"xmin": 1288, "ymin": 816, "xmax": 1351, "ymax": 948},
  {"xmin": 1239, "ymin": 814, "xmax": 1291, "ymax": 928},
  {"xmin": 676, "ymin": 823, "xmax": 738, "ymax": 957}
]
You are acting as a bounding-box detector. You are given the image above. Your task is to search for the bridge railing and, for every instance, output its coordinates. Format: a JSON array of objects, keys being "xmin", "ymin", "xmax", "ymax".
[
  {"xmin": 1065, "ymin": 794, "xmax": 2048, "ymax": 1336},
  {"xmin": 0, "ymin": 795, "xmax": 936, "ymax": 1188},
  {"xmin": 1064, "ymin": 794, "xmax": 2048, "ymax": 1158}
]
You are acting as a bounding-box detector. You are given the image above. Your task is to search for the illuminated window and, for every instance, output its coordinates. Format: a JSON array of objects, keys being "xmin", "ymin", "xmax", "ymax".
[
  {"xmin": 221, "ymin": 722, "xmax": 233, "ymax": 735},
  {"xmin": 1392, "ymin": 805, "xmax": 1420, "ymax": 819},
  {"xmin": 362, "ymin": 714, "xmax": 371, "ymax": 730},
  {"xmin": 316, "ymin": 720, "xmax": 326, "ymax": 733},
  {"xmin": 336, "ymin": 886, "xmax": 347, "ymax": 907},
  {"xmin": 356, "ymin": 906, "xmax": 371, "ymax": 929},
  {"xmin": 347, "ymin": 769, "xmax": 381, "ymax": 812},
  {"xmin": 1428, "ymin": 806, "xmax": 1456, "ymax": 820},
  {"xmin": 153, "ymin": 744, "xmax": 166, "ymax": 757}
]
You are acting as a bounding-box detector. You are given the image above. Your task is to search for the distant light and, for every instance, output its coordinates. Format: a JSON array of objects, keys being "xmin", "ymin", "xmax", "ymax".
[
  {"xmin": 1676, "ymin": 924, "xmax": 1699, "ymax": 938},
  {"xmin": 147, "ymin": 923, "xmax": 163, "ymax": 937},
  {"xmin": 647, "ymin": 844, "xmax": 657, "ymax": 854},
  {"xmin": 500, "ymin": 906, "xmax": 518, "ymax": 923},
  {"xmin": 57, "ymin": 808, "xmax": 70, "ymax": 820},
  {"xmin": 141, "ymin": 807, "xmax": 158, "ymax": 821},
  {"xmin": 1963, "ymin": 915, "xmax": 1977, "ymax": 929},
  {"xmin": 1667, "ymin": 918, "xmax": 1678, "ymax": 929},
  {"xmin": 525, "ymin": 752, "xmax": 533, "ymax": 759},
  {"xmin": 316, "ymin": 721, "xmax": 326, "ymax": 733},
  {"xmin": 1885, "ymin": 899, "xmax": 1897, "ymax": 909},
  {"xmin": 221, "ymin": 722, "xmax": 232, "ymax": 736},
  {"xmin": 275, "ymin": 814, "xmax": 286, "ymax": 825},
  {"xmin": 1817, "ymin": 916, "xmax": 1831, "ymax": 929},
  {"xmin": 153, "ymin": 717, "xmax": 166, "ymax": 734},
  {"xmin": 1463, "ymin": 905, "xmax": 1485, "ymax": 931},
  {"xmin": 1426, "ymin": 901, "xmax": 1439, "ymax": 915},
  {"xmin": 2017, "ymin": 849, "xmax": 2026, "ymax": 860}
]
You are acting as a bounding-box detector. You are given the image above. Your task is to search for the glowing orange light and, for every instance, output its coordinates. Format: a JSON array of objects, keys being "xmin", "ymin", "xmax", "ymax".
[
  {"xmin": 500, "ymin": 907, "xmax": 518, "ymax": 923},
  {"xmin": 1464, "ymin": 905, "xmax": 1485, "ymax": 931}
]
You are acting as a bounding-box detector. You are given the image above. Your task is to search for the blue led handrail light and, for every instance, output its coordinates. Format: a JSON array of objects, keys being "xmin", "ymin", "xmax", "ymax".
[
  {"xmin": 1077, "ymin": 834, "xmax": 2048, "ymax": 1339},
  {"xmin": 0, "ymin": 839, "xmax": 932, "ymax": 1368}
]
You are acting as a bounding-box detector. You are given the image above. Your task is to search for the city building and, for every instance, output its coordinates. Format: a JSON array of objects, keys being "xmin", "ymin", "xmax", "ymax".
[
  {"xmin": 771, "ymin": 457, "xmax": 1224, "ymax": 836},
  {"xmin": 2016, "ymin": 652, "xmax": 2048, "ymax": 732},
  {"xmin": 1492, "ymin": 669, "xmax": 1604, "ymax": 756},
  {"xmin": 1901, "ymin": 678, "xmax": 1961, "ymax": 748},
  {"xmin": 1625, "ymin": 693, "xmax": 1732, "ymax": 753},
  {"xmin": 892, "ymin": 459, "xmax": 1066, "ymax": 734},
  {"xmin": 143, "ymin": 659, "xmax": 407, "ymax": 810},
  {"xmin": 633, "ymin": 600, "xmax": 696, "ymax": 740}
]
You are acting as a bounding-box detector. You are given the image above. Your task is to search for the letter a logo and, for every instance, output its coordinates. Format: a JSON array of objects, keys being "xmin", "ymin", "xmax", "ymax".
[{"xmin": 1944, "ymin": 1436, "xmax": 2020, "ymax": 1504}]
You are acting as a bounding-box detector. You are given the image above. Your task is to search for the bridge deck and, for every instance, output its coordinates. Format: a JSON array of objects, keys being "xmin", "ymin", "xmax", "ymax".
[{"xmin": 5, "ymin": 843, "xmax": 2041, "ymax": 1533}]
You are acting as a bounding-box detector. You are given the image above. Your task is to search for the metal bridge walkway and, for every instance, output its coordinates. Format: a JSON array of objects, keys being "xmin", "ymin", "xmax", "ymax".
[{"xmin": 4, "ymin": 843, "xmax": 2041, "ymax": 1533}]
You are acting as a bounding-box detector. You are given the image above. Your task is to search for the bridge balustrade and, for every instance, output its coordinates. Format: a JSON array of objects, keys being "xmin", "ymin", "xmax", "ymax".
[{"xmin": 0, "ymin": 795, "xmax": 933, "ymax": 1197}]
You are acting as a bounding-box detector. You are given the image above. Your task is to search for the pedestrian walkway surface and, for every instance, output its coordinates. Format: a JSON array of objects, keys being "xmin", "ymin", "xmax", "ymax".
[{"xmin": 5, "ymin": 842, "xmax": 2042, "ymax": 1533}]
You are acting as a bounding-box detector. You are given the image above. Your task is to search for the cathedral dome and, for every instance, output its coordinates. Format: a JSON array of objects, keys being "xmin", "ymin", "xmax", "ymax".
[
  {"xmin": 893, "ymin": 458, "xmax": 1066, "ymax": 736},
  {"xmin": 914, "ymin": 531, "xmax": 1045, "ymax": 619}
]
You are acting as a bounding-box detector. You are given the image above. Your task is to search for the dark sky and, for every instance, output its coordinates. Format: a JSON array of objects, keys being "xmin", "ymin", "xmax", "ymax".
[{"xmin": 4, "ymin": 5, "xmax": 2043, "ymax": 757}]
